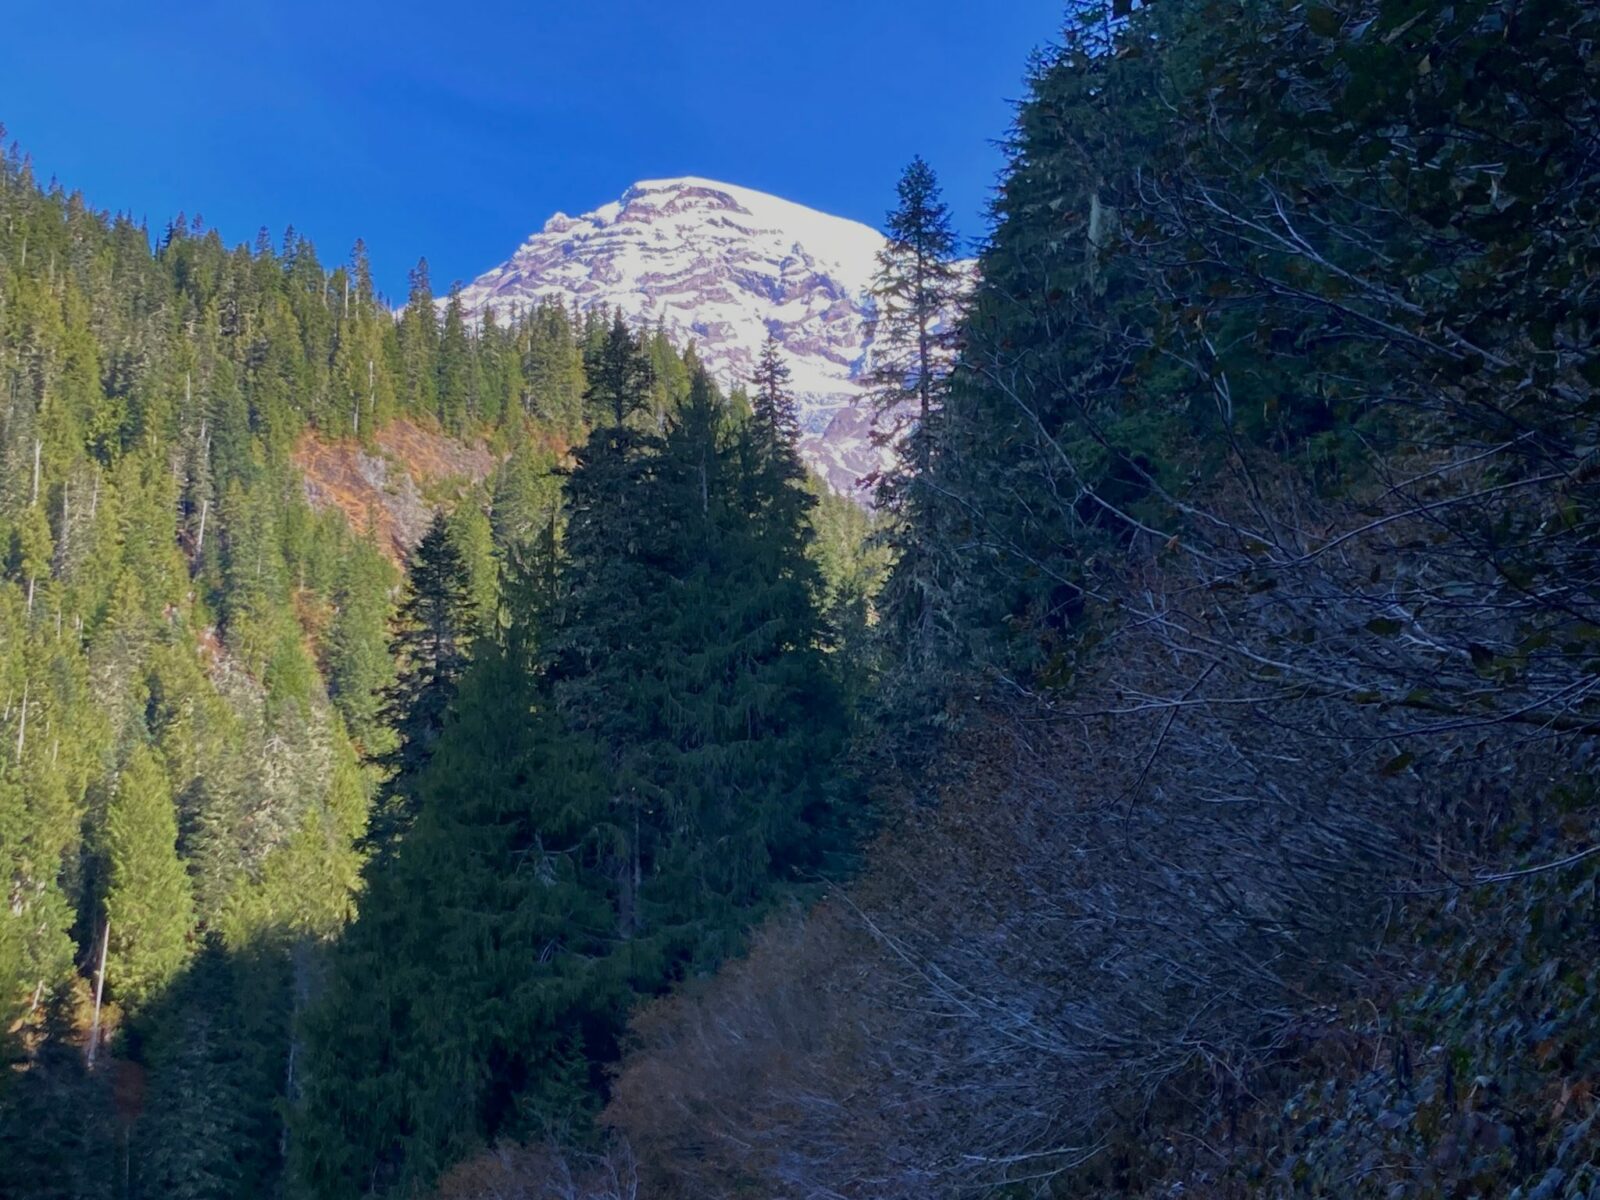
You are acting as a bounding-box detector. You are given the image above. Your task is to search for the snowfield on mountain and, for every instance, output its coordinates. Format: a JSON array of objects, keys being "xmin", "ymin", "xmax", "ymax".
[{"xmin": 455, "ymin": 176, "xmax": 963, "ymax": 494}]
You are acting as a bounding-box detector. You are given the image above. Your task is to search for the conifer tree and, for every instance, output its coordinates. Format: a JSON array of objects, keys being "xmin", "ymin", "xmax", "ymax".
[
  {"xmin": 663, "ymin": 371, "xmax": 848, "ymax": 905},
  {"xmin": 746, "ymin": 334, "xmax": 818, "ymax": 568},
  {"xmin": 446, "ymin": 495, "xmax": 499, "ymax": 636},
  {"xmin": 366, "ymin": 510, "xmax": 475, "ymax": 850},
  {"xmin": 436, "ymin": 285, "xmax": 476, "ymax": 433},
  {"xmin": 548, "ymin": 316, "xmax": 661, "ymax": 938},
  {"xmin": 103, "ymin": 744, "xmax": 195, "ymax": 1009},
  {"xmin": 295, "ymin": 606, "xmax": 614, "ymax": 1198},
  {"xmin": 751, "ymin": 333, "xmax": 802, "ymax": 447},
  {"xmin": 0, "ymin": 995, "xmax": 118, "ymax": 1200},
  {"xmin": 134, "ymin": 948, "xmax": 249, "ymax": 1200},
  {"xmin": 867, "ymin": 159, "xmax": 967, "ymax": 704},
  {"xmin": 552, "ymin": 364, "xmax": 847, "ymax": 960},
  {"xmin": 521, "ymin": 299, "xmax": 586, "ymax": 431},
  {"xmin": 582, "ymin": 310, "xmax": 654, "ymax": 426},
  {"xmin": 397, "ymin": 258, "xmax": 439, "ymax": 416},
  {"xmin": 868, "ymin": 157, "xmax": 961, "ymax": 480},
  {"xmin": 327, "ymin": 533, "xmax": 398, "ymax": 750},
  {"xmin": 474, "ymin": 305, "xmax": 515, "ymax": 426}
]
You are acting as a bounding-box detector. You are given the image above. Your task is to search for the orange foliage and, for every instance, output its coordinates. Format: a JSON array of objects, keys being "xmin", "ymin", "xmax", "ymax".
[{"xmin": 292, "ymin": 419, "xmax": 501, "ymax": 560}]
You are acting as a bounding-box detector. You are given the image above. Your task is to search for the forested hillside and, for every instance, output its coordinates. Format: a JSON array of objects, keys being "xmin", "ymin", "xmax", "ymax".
[
  {"xmin": 5, "ymin": 0, "xmax": 1600, "ymax": 1196},
  {"xmin": 0, "ymin": 137, "xmax": 879, "ymax": 1196}
]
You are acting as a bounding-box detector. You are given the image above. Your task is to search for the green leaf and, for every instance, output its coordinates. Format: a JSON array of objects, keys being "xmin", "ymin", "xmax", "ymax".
[
  {"xmin": 1380, "ymin": 751, "xmax": 1415, "ymax": 777},
  {"xmin": 1307, "ymin": 7, "xmax": 1342, "ymax": 37}
]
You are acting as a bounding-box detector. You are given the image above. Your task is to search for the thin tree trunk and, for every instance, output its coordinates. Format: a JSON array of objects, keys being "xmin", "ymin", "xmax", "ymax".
[
  {"xmin": 14, "ymin": 680, "xmax": 26, "ymax": 763},
  {"xmin": 281, "ymin": 941, "xmax": 309, "ymax": 1161},
  {"xmin": 87, "ymin": 918, "xmax": 110, "ymax": 1066}
]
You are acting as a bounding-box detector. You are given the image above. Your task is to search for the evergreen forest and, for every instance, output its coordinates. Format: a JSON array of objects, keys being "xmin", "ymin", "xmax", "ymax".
[{"xmin": 3, "ymin": 0, "xmax": 1600, "ymax": 1196}]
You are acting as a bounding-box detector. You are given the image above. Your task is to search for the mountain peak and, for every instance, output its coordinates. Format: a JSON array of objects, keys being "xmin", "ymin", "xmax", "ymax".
[{"xmin": 457, "ymin": 178, "xmax": 899, "ymax": 494}]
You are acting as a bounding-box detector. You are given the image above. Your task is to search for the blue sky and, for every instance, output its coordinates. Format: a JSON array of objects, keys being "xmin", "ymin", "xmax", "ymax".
[{"xmin": 1, "ymin": 2, "xmax": 1062, "ymax": 300}]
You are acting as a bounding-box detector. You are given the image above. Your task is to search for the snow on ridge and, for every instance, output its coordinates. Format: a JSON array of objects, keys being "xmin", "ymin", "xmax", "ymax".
[
  {"xmin": 453, "ymin": 177, "xmax": 915, "ymax": 496},
  {"xmin": 621, "ymin": 177, "xmax": 886, "ymax": 294}
]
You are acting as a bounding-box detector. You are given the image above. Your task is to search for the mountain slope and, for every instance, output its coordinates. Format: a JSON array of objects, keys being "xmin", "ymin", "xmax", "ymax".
[{"xmin": 455, "ymin": 178, "xmax": 898, "ymax": 493}]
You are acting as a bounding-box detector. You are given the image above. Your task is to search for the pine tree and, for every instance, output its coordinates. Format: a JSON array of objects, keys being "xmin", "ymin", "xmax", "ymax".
[
  {"xmin": 552, "ymin": 364, "xmax": 848, "ymax": 961},
  {"xmin": 134, "ymin": 948, "xmax": 250, "ymax": 1200},
  {"xmin": 366, "ymin": 510, "xmax": 475, "ymax": 850},
  {"xmin": 548, "ymin": 317, "xmax": 661, "ymax": 939},
  {"xmin": 327, "ymin": 533, "xmax": 398, "ymax": 751},
  {"xmin": 582, "ymin": 310, "xmax": 654, "ymax": 426},
  {"xmin": 868, "ymin": 157, "xmax": 961, "ymax": 480},
  {"xmin": 103, "ymin": 744, "xmax": 195, "ymax": 1010},
  {"xmin": 660, "ymin": 372, "xmax": 849, "ymax": 914},
  {"xmin": 521, "ymin": 299, "xmax": 586, "ymax": 431},
  {"xmin": 295, "ymin": 626, "xmax": 614, "ymax": 1198},
  {"xmin": 0, "ymin": 994, "xmax": 118, "ymax": 1200},
  {"xmin": 867, "ymin": 159, "xmax": 967, "ymax": 709},
  {"xmin": 436, "ymin": 285, "xmax": 476, "ymax": 433},
  {"xmin": 397, "ymin": 258, "xmax": 439, "ymax": 416},
  {"xmin": 446, "ymin": 494, "xmax": 498, "ymax": 637},
  {"xmin": 745, "ymin": 335, "xmax": 818, "ymax": 566}
]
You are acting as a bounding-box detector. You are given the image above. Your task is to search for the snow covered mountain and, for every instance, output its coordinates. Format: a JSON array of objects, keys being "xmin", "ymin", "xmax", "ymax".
[{"xmin": 454, "ymin": 177, "xmax": 910, "ymax": 494}]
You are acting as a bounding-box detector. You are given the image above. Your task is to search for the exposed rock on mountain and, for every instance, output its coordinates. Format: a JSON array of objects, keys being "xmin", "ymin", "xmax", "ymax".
[{"xmin": 456, "ymin": 177, "xmax": 935, "ymax": 494}]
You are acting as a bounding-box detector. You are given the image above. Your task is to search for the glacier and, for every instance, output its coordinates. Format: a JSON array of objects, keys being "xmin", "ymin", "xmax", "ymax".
[{"xmin": 453, "ymin": 177, "xmax": 906, "ymax": 495}]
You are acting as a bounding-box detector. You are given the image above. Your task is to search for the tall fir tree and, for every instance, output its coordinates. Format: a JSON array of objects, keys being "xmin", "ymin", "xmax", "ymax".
[
  {"xmin": 327, "ymin": 531, "xmax": 399, "ymax": 751},
  {"xmin": 295, "ymin": 588, "xmax": 615, "ymax": 1198},
  {"xmin": 397, "ymin": 258, "xmax": 439, "ymax": 416},
  {"xmin": 867, "ymin": 158, "xmax": 967, "ymax": 710},
  {"xmin": 549, "ymin": 316, "xmax": 661, "ymax": 939},
  {"xmin": 436, "ymin": 285, "xmax": 476, "ymax": 433},
  {"xmin": 103, "ymin": 744, "xmax": 195, "ymax": 1010},
  {"xmin": 366, "ymin": 510, "xmax": 475, "ymax": 851},
  {"xmin": 868, "ymin": 156, "xmax": 961, "ymax": 481},
  {"xmin": 745, "ymin": 334, "xmax": 818, "ymax": 566},
  {"xmin": 552, "ymin": 363, "xmax": 848, "ymax": 963}
]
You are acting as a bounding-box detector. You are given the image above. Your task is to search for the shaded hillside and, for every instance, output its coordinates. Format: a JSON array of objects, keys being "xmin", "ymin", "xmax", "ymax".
[{"xmin": 427, "ymin": 0, "xmax": 1600, "ymax": 1196}]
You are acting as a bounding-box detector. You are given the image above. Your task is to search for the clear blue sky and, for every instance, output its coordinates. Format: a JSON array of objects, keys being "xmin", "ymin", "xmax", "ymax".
[{"xmin": 1, "ymin": 2, "xmax": 1062, "ymax": 301}]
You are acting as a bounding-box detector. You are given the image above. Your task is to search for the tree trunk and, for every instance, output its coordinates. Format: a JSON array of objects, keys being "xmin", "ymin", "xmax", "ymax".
[{"xmin": 87, "ymin": 918, "xmax": 110, "ymax": 1066}]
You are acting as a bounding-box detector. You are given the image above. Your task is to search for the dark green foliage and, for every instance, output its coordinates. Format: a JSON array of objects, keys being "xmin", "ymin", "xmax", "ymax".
[
  {"xmin": 581, "ymin": 311, "xmax": 654, "ymax": 427},
  {"xmin": 327, "ymin": 534, "xmax": 399, "ymax": 752},
  {"xmin": 868, "ymin": 157, "xmax": 962, "ymax": 479},
  {"xmin": 853, "ymin": 0, "xmax": 1600, "ymax": 1193},
  {"xmin": 0, "ymin": 129, "xmax": 586, "ymax": 1199},
  {"xmin": 102, "ymin": 745, "xmax": 195, "ymax": 1011},
  {"xmin": 0, "ymin": 997, "xmax": 118, "ymax": 1200},
  {"xmin": 865, "ymin": 159, "xmax": 968, "ymax": 729},
  {"xmin": 132, "ymin": 948, "xmax": 253, "ymax": 1200},
  {"xmin": 446, "ymin": 494, "xmax": 499, "ymax": 637},
  {"xmin": 435, "ymin": 287, "xmax": 477, "ymax": 434},
  {"xmin": 366, "ymin": 511, "xmax": 476, "ymax": 853},
  {"xmin": 518, "ymin": 301, "xmax": 587, "ymax": 434},
  {"xmin": 396, "ymin": 259, "xmax": 439, "ymax": 417},
  {"xmin": 297, "ymin": 336, "xmax": 852, "ymax": 1192},
  {"xmin": 294, "ymin": 636, "xmax": 617, "ymax": 1198}
]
